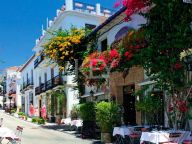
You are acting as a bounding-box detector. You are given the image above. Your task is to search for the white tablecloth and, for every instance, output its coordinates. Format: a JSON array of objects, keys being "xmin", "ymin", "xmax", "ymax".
[
  {"xmin": 113, "ymin": 126, "xmax": 134, "ymax": 138},
  {"xmin": 140, "ymin": 131, "xmax": 191, "ymax": 144},
  {"xmin": 0, "ymin": 127, "xmax": 16, "ymax": 138},
  {"xmin": 71, "ymin": 120, "xmax": 82, "ymax": 127}
]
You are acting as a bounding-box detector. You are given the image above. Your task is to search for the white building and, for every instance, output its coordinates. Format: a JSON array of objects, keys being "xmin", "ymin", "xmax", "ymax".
[
  {"xmin": 31, "ymin": 0, "xmax": 111, "ymax": 121},
  {"xmin": 19, "ymin": 55, "xmax": 35, "ymax": 115},
  {"xmin": 5, "ymin": 66, "xmax": 21, "ymax": 112}
]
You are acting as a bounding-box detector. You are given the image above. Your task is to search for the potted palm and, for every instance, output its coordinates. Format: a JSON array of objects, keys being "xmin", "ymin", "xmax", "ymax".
[
  {"xmin": 79, "ymin": 102, "xmax": 96, "ymax": 139},
  {"xmin": 96, "ymin": 101, "xmax": 120, "ymax": 143}
]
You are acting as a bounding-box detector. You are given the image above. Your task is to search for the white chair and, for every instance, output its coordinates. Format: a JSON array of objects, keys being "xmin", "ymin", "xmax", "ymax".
[{"xmin": 6, "ymin": 126, "xmax": 23, "ymax": 144}]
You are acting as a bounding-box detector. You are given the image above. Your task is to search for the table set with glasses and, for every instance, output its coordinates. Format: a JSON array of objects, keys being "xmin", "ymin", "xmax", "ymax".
[{"xmin": 113, "ymin": 125, "xmax": 192, "ymax": 144}]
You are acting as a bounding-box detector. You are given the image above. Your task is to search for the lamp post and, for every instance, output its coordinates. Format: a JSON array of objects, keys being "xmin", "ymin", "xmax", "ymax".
[{"xmin": 8, "ymin": 96, "xmax": 12, "ymax": 114}]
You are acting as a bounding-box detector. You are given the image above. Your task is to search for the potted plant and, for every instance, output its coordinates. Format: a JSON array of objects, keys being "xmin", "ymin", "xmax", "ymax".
[
  {"xmin": 79, "ymin": 102, "xmax": 96, "ymax": 139},
  {"xmin": 96, "ymin": 101, "xmax": 120, "ymax": 143}
]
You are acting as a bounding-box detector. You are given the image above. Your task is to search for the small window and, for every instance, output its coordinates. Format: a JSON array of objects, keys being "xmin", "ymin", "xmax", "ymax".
[
  {"xmin": 101, "ymin": 39, "xmax": 108, "ymax": 51},
  {"xmin": 85, "ymin": 23, "xmax": 96, "ymax": 30}
]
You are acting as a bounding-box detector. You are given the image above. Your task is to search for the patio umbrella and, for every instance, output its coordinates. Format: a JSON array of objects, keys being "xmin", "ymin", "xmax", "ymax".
[
  {"xmin": 29, "ymin": 104, "xmax": 35, "ymax": 117},
  {"xmin": 41, "ymin": 105, "xmax": 46, "ymax": 119}
]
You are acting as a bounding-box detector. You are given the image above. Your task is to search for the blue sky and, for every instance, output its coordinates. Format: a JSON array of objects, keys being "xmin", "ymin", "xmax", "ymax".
[{"xmin": 0, "ymin": 0, "xmax": 116, "ymax": 71}]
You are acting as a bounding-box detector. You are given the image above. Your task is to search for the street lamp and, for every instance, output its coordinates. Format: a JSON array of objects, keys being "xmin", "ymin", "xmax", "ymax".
[{"xmin": 8, "ymin": 96, "xmax": 12, "ymax": 114}]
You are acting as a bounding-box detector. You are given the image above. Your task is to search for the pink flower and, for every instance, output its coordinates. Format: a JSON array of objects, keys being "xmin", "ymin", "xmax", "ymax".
[{"xmin": 114, "ymin": 0, "xmax": 121, "ymax": 8}]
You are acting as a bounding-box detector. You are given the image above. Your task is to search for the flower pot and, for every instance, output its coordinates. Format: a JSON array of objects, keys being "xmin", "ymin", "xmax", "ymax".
[{"xmin": 101, "ymin": 132, "xmax": 111, "ymax": 143}]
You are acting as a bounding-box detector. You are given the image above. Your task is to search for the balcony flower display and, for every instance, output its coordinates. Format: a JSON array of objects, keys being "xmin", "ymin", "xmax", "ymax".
[
  {"xmin": 43, "ymin": 27, "xmax": 86, "ymax": 69},
  {"xmin": 81, "ymin": 49, "xmax": 121, "ymax": 86}
]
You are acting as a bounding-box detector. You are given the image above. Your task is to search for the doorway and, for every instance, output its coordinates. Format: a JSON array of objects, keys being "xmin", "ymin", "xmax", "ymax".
[
  {"xmin": 123, "ymin": 85, "xmax": 136, "ymax": 125},
  {"xmin": 39, "ymin": 99, "xmax": 42, "ymax": 117}
]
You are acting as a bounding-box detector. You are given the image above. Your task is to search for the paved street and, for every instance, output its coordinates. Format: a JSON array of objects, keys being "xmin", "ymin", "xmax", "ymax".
[{"xmin": 0, "ymin": 112, "xmax": 93, "ymax": 144}]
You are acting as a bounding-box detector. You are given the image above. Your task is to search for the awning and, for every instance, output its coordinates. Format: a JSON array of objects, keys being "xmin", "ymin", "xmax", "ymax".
[
  {"xmin": 81, "ymin": 92, "xmax": 105, "ymax": 98},
  {"xmin": 137, "ymin": 78, "xmax": 156, "ymax": 86}
]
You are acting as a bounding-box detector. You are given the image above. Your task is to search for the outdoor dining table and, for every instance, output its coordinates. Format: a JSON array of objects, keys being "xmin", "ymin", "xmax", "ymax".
[
  {"xmin": 113, "ymin": 126, "xmax": 135, "ymax": 138},
  {"xmin": 113, "ymin": 126, "xmax": 135, "ymax": 144},
  {"xmin": 140, "ymin": 130, "xmax": 191, "ymax": 144}
]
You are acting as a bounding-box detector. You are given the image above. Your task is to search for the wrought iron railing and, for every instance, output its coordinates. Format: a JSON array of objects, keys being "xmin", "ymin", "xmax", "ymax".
[
  {"xmin": 34, "ymin": 53, "xmax": 45, "ymax": 68},
  {"xmin": 35, "ymin": 75, "xmax": 63, "ymax": 95}
]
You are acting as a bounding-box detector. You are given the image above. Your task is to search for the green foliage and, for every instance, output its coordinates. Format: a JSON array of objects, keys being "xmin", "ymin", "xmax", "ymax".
[
  {"xmin": 136, "ymin": 93, "xmax": 163, "ymax": 124},
  {"xmin": 136, "ymin": 0, "xmax": 192, "ymax": 90},
  {"xmin": 32, "ymin": 117, "xmax": 45, "ymax": 124},
  {"xmin": 38, "ymin": 118, "xmax": 45, "ymax": 125},
  {"xmin": 136, "ymin": 94, "xmax": 162, "ymax": 113},
  {"xmin": 79, "ymin": 102, "xmax": 95, "ymax": 121},
  {"xmin": 32, "ymin": 117, "xmax": 38, "ymax": 123},
  {"xmin": 11, "ymin": 109, "xmax": 16, "ymax": 114},
  {"xmin": 18, "ymin": 112, "xmax": 25, "ymax": 116},
  {"xmin": 70, "ymin": 104, "xmax": 80, "ymax": 120},
  {"xmin": 96, "ymin": 102, "xmax": 120, "ymax": 133},
  {"xmin": 50, "ymin": 89, "xmax": 66, "ymax": 116}
]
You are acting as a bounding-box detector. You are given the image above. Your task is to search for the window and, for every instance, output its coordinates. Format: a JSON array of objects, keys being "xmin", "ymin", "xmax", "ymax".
[
  {"xmin": 85, "ymin": 23, "xmax": 96, "ymax": 30},
  {"xmin": 101, "ymin": 39, "xmax": 108, "ymax": 51},
  {"xmin": 31, "ymin": 70, "xmax": 33, "ymax": 84}
]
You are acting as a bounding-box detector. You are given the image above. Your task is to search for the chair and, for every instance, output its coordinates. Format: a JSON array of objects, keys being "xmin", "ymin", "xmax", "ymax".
[
  {"xmin": 128, "ymin": 132, "xmax": 141, "ymax": 144},
  {"xmin": 0, "ymin": 118, "xmax": 3, "ymax": 127},
  {"xmin": 6, "ymin": 126, "xmax": 23, "ymax": 144}
]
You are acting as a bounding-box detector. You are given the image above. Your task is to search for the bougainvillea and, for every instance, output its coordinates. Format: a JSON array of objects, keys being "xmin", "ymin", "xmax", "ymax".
[
  {"xmin": 114, "ymin": 0, "xmax": 150, "ymax": 20},
  {"xmin": 81, "ymin": 49, "xmax": 121, "ymax": 86},
  {"xmin": 115, "ymin": 29, "xmax": 147, "ymax": 71},
  {"xmin": 43, "ymin": 27, "xmax": 86, "ymax": 70}
]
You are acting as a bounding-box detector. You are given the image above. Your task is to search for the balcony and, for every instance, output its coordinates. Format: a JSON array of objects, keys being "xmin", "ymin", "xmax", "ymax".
[
  {"xmin": 26, "ymin": 79, "xmax": 34, "ymax": 88},
  {"xmin": 52, "ymin": 75, "xmax": 63, "ymax": 88},
  {"xmin": 20, "ymin": 79, "xmax": 34, "ymax": 93},
  {"xmin": 34, "ymin": 53, "xmax": 45, "ymax": 69},
  {"xmin": 35, "ymin": 75, "xmax": 63, "ymax": 95},
  {"xmin": 35, "ymin": 87, "xmax": 41, "ymax": 95}
]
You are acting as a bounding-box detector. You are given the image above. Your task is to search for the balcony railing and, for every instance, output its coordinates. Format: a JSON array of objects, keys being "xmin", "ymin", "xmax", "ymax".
[
  {"xmin": 35, "ymin": 75, "xmax": 63, "ymax": 95},
  {"xmin": 20, "ymin": 79, "xmax": 34, "ymax": 92},
  {"xmin": 34, "ymin": 53, "xmax": 45, "ymax": 68},
  {"xmin": 26, "ymin": 79, "xmax": 34, "ymax": 87},
  {"xmin": 72, "ymin": 1, "xmax": 115, "ymax": 16},
  {"xmin": 35, "ymin": 87, "xmax": 41, "ymax": 95}
]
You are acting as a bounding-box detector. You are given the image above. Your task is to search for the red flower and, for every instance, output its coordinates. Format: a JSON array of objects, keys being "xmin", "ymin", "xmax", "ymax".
[
  {"xmin": 121, "ymin": 0, "xmax": 150, "ymax": 19},
  {"xmin": 124, "ymin": 51, "xmax": 133, "ymax": 61},
  {"xmin": 174, "ymin": 62, "xmax": 182, "ymax": 70},
  {"xmin": 168, "ymin": 105, "xmax": 174, "ymax": 112},
  {"xmin": 176, "ymin": 100, "xmax": 188, "ymax": 113}
]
